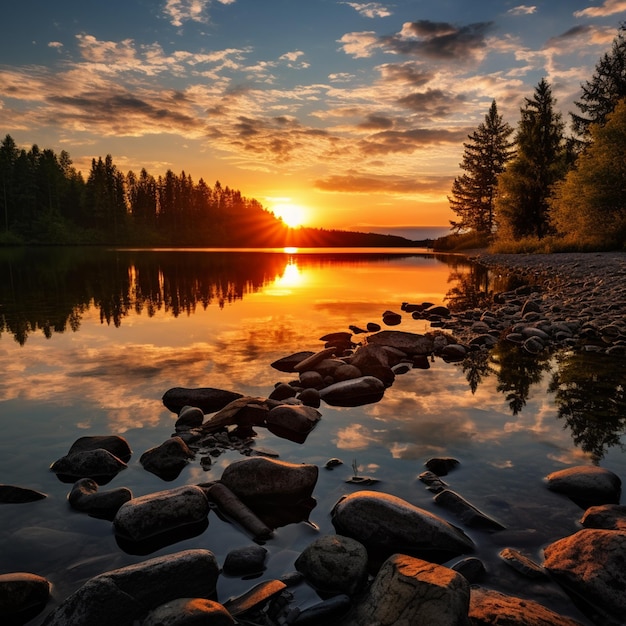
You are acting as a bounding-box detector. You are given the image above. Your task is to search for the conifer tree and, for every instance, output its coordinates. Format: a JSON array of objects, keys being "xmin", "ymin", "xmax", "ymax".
[
  {"xmin": 496, "ymin": 79, "xmax": 566, "ymax": 240},
  {"xmin": 448, "ymin": 100, "xmax": 514, "ymax": 236},
  {"xmin": 572, "ymin": 23, "xmax": 626, "ymax": 137}
]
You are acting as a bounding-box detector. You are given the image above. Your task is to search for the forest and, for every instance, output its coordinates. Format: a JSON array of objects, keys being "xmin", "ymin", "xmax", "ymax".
[{"xmin": 0, "ymin": 140, "xmax": 422, "ymax": 248}]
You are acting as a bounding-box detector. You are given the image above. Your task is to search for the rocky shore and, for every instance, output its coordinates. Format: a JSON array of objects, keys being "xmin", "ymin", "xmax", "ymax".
[{"xmin": 1, "ymin": 251, "xmax": 625, "ymax": 625}]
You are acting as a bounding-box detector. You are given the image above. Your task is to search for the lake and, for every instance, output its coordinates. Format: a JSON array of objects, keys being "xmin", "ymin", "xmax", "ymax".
[{"xmin": 1, "ymin": 246, "xmax": 624, "ymax": 625}]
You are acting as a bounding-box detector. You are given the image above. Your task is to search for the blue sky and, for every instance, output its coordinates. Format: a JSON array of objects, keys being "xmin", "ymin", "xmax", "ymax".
[{"xmin": 1, "ymin": 0, "xmax": 625, "ymax": 230}]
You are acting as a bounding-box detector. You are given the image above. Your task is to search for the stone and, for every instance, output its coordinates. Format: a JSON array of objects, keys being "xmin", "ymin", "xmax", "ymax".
[
  {"xmin": 113, "ymin": 485, "xmax": 209, "ymax": 542},
  {"xmin": 290, "ymin": 594, "xmax": 351, "ymax": 624},
  {"xmin": 0, "ymin": 485, "xmax": 46, "ymax": 503},
  {"xmin": 348, "ymin": 343, "xmax": 396, "ymax": 386},
  {"xmin": 297, "ymin": 388, "xmax": 321, "ymax": 408},
  {"xmin": 268, "ymin": 383, "xmax": 298, "ymax": 401},
  {"xmin": 418, "ymin": 470, "xmax": 449, "ymax": 493},
  {"xmin": 50, "ymin": 449, "xmax": 127, "ymax": 481},
  {"xmin": 142, "ymin": 598, "xmax": 234, "ymax": 626},
  {"xmin": 200, "ymin": 396, "xmax": 271, "ymax": 432},
  {"xmin": 219, "ymin": 457, "xmax": 318, "ymax": 507},
  {"xmin": 299, "ymin": 370, "xmax": 325, "ymax": 389},
  {"xmin": 382, "ymin": 310, "xmax": 402, "ymax": 325},
  {"xmin": 140, "ymin": 437, "xmax": 195, "ymax": 480},
  {"xmin": 366, "ymin": 322, "xmax": 381, "ymax": 332},
  {"xmin": 162, "ymin": 387, "xmax": 243, "ymax": 414},
  {"xmin": 223, "ymin": 545, "xmax": 268, "ymax": 577},
  {"xmin": 441, "ymin": 344, "xmax": 467, "ymax": 362},
  {"xmin": 67, "ymin": 435, "xmax": 132, "ymax": 462},
  {"xmin": 319, "ymin": 376, "xmax": 385, "ymax": 407},
  {"xmin": 434, "ymin": 489, "xmax": 506, "ymax": 531},
  {"xmin": 543, "ymin": 529, "xmax": 626, "ymax": 623},
  {"xmin": 331, "ymin": 490, "xmax": 474, "ymax": 559},
  {"xmin": 545, "ymin": 465, "xmax": 622, "ymax": 507},
  {"xmin": 469, "ymin": 586, "xmax": 583, "ymax": 626},
  {"xmin": 0, "ymin": 572, "xmax": 50, "ymax": 622},
  {"xmin": 333, "ymin": 363, "xmax": 362, "ymax": 381},
  {"xmin": 450, "ymin": 557, "xmax": 486, "ymax": 583},
  {"xmin": 266, "ymin": 404, "xmax": 321, "ymax": 440},
  {"xmin": 580, "ymin": 504, "xmax": 626, "ymax": 530},
  {"xmin": 498, "ymin": 547, "xmax": 547, "ymax": 579},
  {"xmin": 425, "ymin": 457, "xmax": 460, "ymax": 476},
  {"xmin": 223, "ymin": 580, "xmax": 287, "ymax": 617},
  {"xmin": 175, "ymin": 406, "xmax": 205, "ymax": 429},
  {"xmin": 294, "ymin": 534, "xmax": 368, "ymax": 596},
  {"xmin": 270, "ymin": 351, "xmax": 316, "ymax": 372},
  {"xmin": 42, "ymin": 549, "xmax": 220, "ymax": 626},
  {"xmin": 366, "ymin": 330, "xmax": 434, "ymax": 355},
  {"xmin": 342, "ymin": 554, "xmax": 470, "ymax": 626},
  {"xmin": 68, "ymin": 478, "xmax": 132, "ymax": 519},
  {"xmin": 293, "ymin": 348, "xmax": 338, "ymax": 373}
]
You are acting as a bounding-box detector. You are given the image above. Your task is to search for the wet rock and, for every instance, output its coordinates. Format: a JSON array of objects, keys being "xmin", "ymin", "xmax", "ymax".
[
  {"xmin": 543, "ymin": 529, "xmax": 626, "ymax": 624},
  {"xmin": 268, "ymin": 382, "xmax": 298, "ymax": 401},
  {"xmin": 333, "ymin": 363, "xmax": 362, "ymax": 381},
  {"xmin": 382, "ymin": 310, "xmax": 402, "ymax": 326},
  {"xmin": 293, "ymin": 348, "xmax": 338, "ymax": 373},
  {"xmin": 366, "ymin": 322, "xmax": 381, "ymax": 332},
  {"xmin": 425, "ymin": 304, "xmax": 451, "ymax": 318},
  {"xmin": 223, "ymin": 580, "xmax": 286, "ymax": 617},
  {"xmin": 469, "ymin": 587, "xmax": 583, "ymax": 626},
  {"xmin": 418, "ymin": 470, "xmax": 449, "ymax": 493},
  {"xmin": 68, "ymin": 478, "xmax": 132, "ymax": 519},
  {"xmin": 319, "ymin": 375, "xmax": 386, "ymax": 407},
  {"xmin": 320, "ymin": 331, "xmax": 353, "ymax": 345},
  {"xmin": 266, "ymin": 404, "xmax": 321, "ymax": 440},
  {"xmin": 342, "ymin": 554, "xmax": 470, "ymax": 626},
  {"xmin": 50, "ymin": 449, "xmax": 127, "ymax": 482},
  {"xmin": 299, "ymin": 370, "xmax": 324, "ymax": 389},
  {"xmin": 140, "ymin": 436, "xmax": 195, "ymax": 481},
  {"xmin": 162, "ymin": 387, "xmax": 243, "ymax": 414},
  {"xmin": 425, "ymin": 457, "xmax": 460, "ymax": 476},
  {"xmin": 270, "ymin": 351, "xmax": 315, "ymax": 373},
  {"xmin": 297, "ymin": 388, "xmax": 321, "ymax": 408},
  {"xmin": 450, "ymin": 557, "xmax": 486, "ymax": 583},
  {"xmin": 67, "ymin": 435, "xmax": 132, "ymax": 463},
  {"xmin": 366, "ymin": 330, "xmax": 434, "ymax": 355},
  {"xmin": 545, "ymin": 465, "xmax": 622, "ymax": 507},
  {"xmin": 200, "ymin": 396, "xmax": 271, "ymax": 433},
  {"xmin": 331, "ymin": 490, "xmax": 474, "ymax": 560},
  {"xmin": 469, "ymin": 334, "xmax": 497, "ymax": 348},
  {"xmin": 219, "ymin": 457, "xmax": 318, "ymax": 507},
  {"xmin": 113, "ymin": 485, "xmax": 209, "ymax": 542},
  {"xmin": 0, "ymin": 572, "xmax": 50, "ymax": 624},
  {"xmin": 580, "ymin": 504, "xmax": 626, "ymax": 530},
  {"xmin": 498, "ymin": 547, "xmax": 547, "ymax": 579},
  {"xmin": 523, "ymin": 336, "xmax": 545, "ymax": 354},
  {"xmin": 42, "ymin": 549, "xmax": 219, "ymax": 626},
  {"xmin": 294, "ymin": 535, "xmax": 368, "ymax": 596},
  {"xmin": 290, "ymin": 594, "xmax": 351, "ymax": 625},
  {"xmin": 143, "ymin": 598, "xmax": 234, "ymax": 626},
  {"xmin": 223, "ymin": 545, "xmax": 268, "ymax": 577},
  {"xmin": 434, "ymin": 489, "xmax": 506, "ymax": 531},
  {"xmin": 349, "ymin": 343, "xmax": 397, "ymax": 386},
  {"xmin": 0, "ymin": 485, "xmax": 46, "ymax": 504},
  {"xmin": 174, "ymin": 406, "xmax": 204, "ymax": 429},
  {"xmin": 441, "ymin": 343, "xmax": 467, "ymax": 362}
]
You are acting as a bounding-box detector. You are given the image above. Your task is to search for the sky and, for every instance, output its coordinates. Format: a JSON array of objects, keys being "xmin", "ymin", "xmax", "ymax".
[{"xmin": 1, "ymin": 1, "xmax": 626, "ymax": 234}]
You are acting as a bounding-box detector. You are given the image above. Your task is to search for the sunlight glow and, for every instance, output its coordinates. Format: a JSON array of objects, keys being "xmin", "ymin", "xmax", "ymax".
[
  {"xmin": 271, "ymin": 201, "xmax": 308, "ymax": 228},
  {"xmin": 276, "ymin": 261, "xmax": 303, "ymax": 288}
]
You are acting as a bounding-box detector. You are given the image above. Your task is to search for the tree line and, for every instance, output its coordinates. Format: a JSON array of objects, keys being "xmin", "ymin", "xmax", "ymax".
[{"xmin": 446, "ymin": 24, "xmax": 626, "ymax": 251}]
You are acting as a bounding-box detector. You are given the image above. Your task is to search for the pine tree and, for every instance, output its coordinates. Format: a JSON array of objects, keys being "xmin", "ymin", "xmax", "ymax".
[
  {"xmin": 496, "ymin": 79, "xmax": 566, "ymax": 240},
  {"xmin": 448, "ymin": 100, "xmax": 514, "ymax": 235},
  {"xmin": 572, "ymin": 24, "xmax": 626, "ymax": 138}
]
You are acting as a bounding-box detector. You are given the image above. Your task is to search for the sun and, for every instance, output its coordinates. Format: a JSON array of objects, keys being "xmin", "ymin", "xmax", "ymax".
[{"xmin": 271, "ymin": 202, "xmax": 307, "ymax": 228}]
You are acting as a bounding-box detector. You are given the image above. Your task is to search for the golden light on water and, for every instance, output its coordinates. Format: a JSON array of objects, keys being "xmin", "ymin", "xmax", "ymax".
[{"xmin": 270, "ymin": 201, "xmax": 308, "ymax": 228}]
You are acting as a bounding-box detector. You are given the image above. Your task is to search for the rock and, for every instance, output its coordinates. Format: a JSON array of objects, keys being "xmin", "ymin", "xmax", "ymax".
[
  {"xmin": 68, "ymin": 478, "xmax": 132, "ymax": 519},
  {"xmin": 297, "ymin": 388, "xmax": 321, "ymax": 408},
  {"xmin": 42, "ymin": 549, "xmax": 220, "ymax": 626},
  {"xmin": 266, "ymin": 404, "xmax": 321, "ymax": 441},
  {"xmin": 498, "ymin": 547, "xmax": 547, "ymax": 579},
  {"xmin": 382, "ymin": 310, "xmax": 402, "ymax": 326},
  {"xmin": 219, "ymin": 457, "xmax": 318, "ymax": 507},
  {"xmin": 174, "ymin": 406, "xmax": 205, "ymax": 429},
  {"xmin": 425, "ymin": 457, "xmax": 460, "ymax": 476},
  {"xmin": 434, "ymin": 489, "xmax": 506, "ymax": 531},
  {"xmin": 366, "ymin": 330, "xmax": 434, "ymax": 355},
  {"xmin": 545, "ymin": 465, "xmax": 622, "ymax": 507},
  {"xmin": 223, "ymin": 580, "xmax": 287, "ymax": 617},
  {"xmin": 142, "ymin": 598, "xmax": 234, "ymax": 625},
  {"xmin": 290, "ymin": 594, "xmax": 352, "ymax": 625},
  {"xmin": 50, "ymin": 449, "xmax": 127, "ymax": 482},
  {"xmin": 293, "ymin": 348, "xmax": 338, "ymax": 373},
  {"xmin": 270, "ymin": 351, "xmax": 315, "ymax": 372},
  {"xmin": 319, "ymin": 376, "xmax": 385, "ymax": 407},
  {"xmin": 67, "ymin": 435, "xmax": 132, "ymax": 463},
  {"xmin": 342, "ymin": 554, "xmax": 470, "ymax": 626},
  {"xmin": 580, "ymin": 504, "xmax": 626, "ymax": 530},
  {"xmin": 200, "ymin": 396, "xmax": 271, "ymax": 432},
  {"xmin": 0, "ymin": 572, "xmax": 50, "ymax": 623},
  {"xmin": 113, "ymin": 485, "xmax": 209, "ymax": 542},
  {"xmin": 0, "ymin": 485, "xmax": 46, "ymax": 503},
  {"xmin": 162, "ymin": 387, "xmax": 243, "ymax": 414},
  {"xmin": 366, "ymin": 322, "xmax": 381, "ymax": 332},
  {"xmin": 223, "ymin": 545, "xmax": 268, "ymax": 577},
  {"xmin": 348, "ymin": 343, "xmax": 396, "ymax": 386},
  {"xmin": 441, "ymin": 344, "xmax": 467, "ymax": 362},
  {"xmin": 140, "ymin": 437, "xmax": 195, "ymax": 480},
  {"xmin": 299, "ymin": 370, "xmax": 325, "ymax": 389},
  {"xmin": 268, "ymin": 383, "xmax": 298, "ymax": 401},
  {"xmin": 331, "ymin": 490, "xmax": 474, "ymax": 560},
  {"xmin": 523, "ymin": 336, "xmax": 545, "ymax": 354},
  {"xmin": 320, "ymin": 331, "xmax": 353, "ymax": 345},
  {"xmin": 543, "ymin": 529, "xmax": 626, "ymax": 623},
  {"xmin": 418, "ymin": 470, "xmax": 449, "ymax": 493},
  {"xmin": 425, "ymin": 305, "xmax": 451, "ymax": 318},
  {"xmin": 450, "ymin": 557, "xmax": 486, "ymax": 583},
  {"xmin": 469, "ymin": 587, "xmax": 583, "ymax": 626},
  {"xmin": 294, "ymin": 535, "xmax": 368, "ymax": 596},
  {"xmin": 333, "ymin": 363, "xmax": 362, "ymax": 381}
]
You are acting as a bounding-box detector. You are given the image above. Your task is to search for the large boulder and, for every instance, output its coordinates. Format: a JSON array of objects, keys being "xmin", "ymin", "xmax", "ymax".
[
  {"xmin": 341, "ymin": 554, "xmax": 470, "ymax": 626},
  {"xmin": 0, "ymin": 572, "xmax": 50, "ymax": 624},
  {"xmin": 113, "ymin": 485, "xmax": 209, "ymax": 543},
  {"xmin": 543, "ymin": 529, "xmax": 626, "ymax": 623},
  {"xmin": 545, "ymin": 465, "xmax": 621, "ymax": 507},
  {"xmin": 580, "ymin": 504, "xmax": 626, "ymax": 530},
  {"xmin": 319, "ymin": 376, "xmax": 385, "ymax": 407},
  {"xmin": 42, "ymin": 549, "xmax": 219, "ymax": 626},
  {"xmin": 162, "ymin": 387, "xmax": 243, "ymax": 414},
  {"xmin": 348, "ymin": 344, "xmax": 396, "ymax": 386},
  {"xmin": 331, "ymin": 490, "xmax": 474, "ymax": 560}
]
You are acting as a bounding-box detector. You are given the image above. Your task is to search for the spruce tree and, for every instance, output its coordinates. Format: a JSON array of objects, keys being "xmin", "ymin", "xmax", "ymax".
[
  {"xmin": 572, "ymin": 24, "xmax": 626, "ymax": 138},
  {"xmin": 496, "ymin": 79, "xmax": 566, "ymax": 240},
  {"xmin": 448, "ymin": 100, "xmax": 514, "ymax": 236}
]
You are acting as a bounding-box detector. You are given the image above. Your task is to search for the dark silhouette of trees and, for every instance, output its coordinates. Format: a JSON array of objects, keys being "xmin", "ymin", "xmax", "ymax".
[{"xmin": 448, "ymin": 100, "xmax": 514, "ymax": 236}]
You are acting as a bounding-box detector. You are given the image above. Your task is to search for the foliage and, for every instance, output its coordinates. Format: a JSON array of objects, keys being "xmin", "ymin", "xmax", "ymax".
[
  {"xmin": 433, "ymin": 230, "xmax": 491, "ymax": 251},
  {"xmin": 571, "ymin": 23, "xmax": 626, "ymax": 138},
  {"xmin": 448, "ymin": 100, "xmax": 514, "ymax": 236},
  {"xmin": 494, "ymin": 79, "xmax": 568, "ymax": 242},
  {"xmin": 550, "ymin": 98, "xmax": 626, "ymax": 249}
]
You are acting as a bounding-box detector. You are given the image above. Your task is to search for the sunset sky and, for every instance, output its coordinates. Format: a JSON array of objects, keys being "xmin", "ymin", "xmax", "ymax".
[{"xmin": 2, "ymin": 1, "xmax": 625, "ymax": 234}]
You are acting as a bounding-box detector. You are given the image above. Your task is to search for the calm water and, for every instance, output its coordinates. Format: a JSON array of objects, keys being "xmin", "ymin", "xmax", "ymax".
[{"xmin": 1, "ymin": 247, "xmax": 624, "ymax": 624}]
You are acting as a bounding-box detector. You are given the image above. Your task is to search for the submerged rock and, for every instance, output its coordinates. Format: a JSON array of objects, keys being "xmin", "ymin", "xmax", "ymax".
[
  {"xmin": 68, "ymin": 478, "xmax": 132, "ymax": 519},
  {"xmin": 0, "ymin": 572, "xmax": 50, "ymax": 624},
  {"xmin": 223, "ymin": 545, "xmax": 268, "ymax": 577},
  {"xmin": 0, "ymin": 485, "xmax": 46, "ymax": 504},
  {"xmin": 162, "ymin": 387, "xmax": 243, "ymax": 414},
  {"xmin": 143, "ymin": 598, "xmax": 234, "ymax": 626},
  {"xmin": 67, "ymin": 435, "xmax": 132, "ymax": 463},
  {"xmin": 434, "ymin": 489, "xmax": 506, "ymax": 531},
  {"xmin": 139, "ymin": 437, "xmax": 195, "ymax": 481},
  {"xmin": 545, "ymin": 465, "xmax": 622, "ymax": 507},
  {"xmin": 366, "ymin": 330, "xmax": 434, "ymax": 355},
  {"xmin": 319, "ymin": 376, "xmax": 385, "ymax": 407},
  {"xmin": 50, "ymin": 449, "xmax": 127, "ymax": 482}
]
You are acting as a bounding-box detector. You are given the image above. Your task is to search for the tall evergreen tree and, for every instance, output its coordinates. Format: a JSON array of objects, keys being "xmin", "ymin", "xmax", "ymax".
[
  {"xmin": 572, "ymin": 24, "xmax": 626, "ymax": 138},
  {"xmin": 496, "ymin": 79, "xmax": 566, "ymax": 240},
  {"xmin": 448, "ymin": 100, "xmax": 514, "ymax": 235}
]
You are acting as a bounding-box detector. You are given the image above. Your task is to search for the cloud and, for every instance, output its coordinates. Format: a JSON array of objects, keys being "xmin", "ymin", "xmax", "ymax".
[
  {"xmin": 163, "ymin": 0, "xmax": 210, "ymax": 27},
  {"xmin": 358, "ymin": 127, "xmax": 468, "ymax": 155},
  {"xmin": 314, "ymin": 172, "xmax": 453, "ymax": 193},
  {"xmin": 48, "ymin": 41, "xmax": 64, "ymax": 49},
  {"xmin": 574, "ymin": 0, "xmax": 626, "ymax": 18},
  {"xmin": 338, "ymin": 31, "xmax": 383, "ymax": 58},
  {"xmin": 397, "ymin": 88, "xmax": 466, "ymax": 118},
  {"xmin": 342, "ymin": 2, "xmax": 392, "ymax": 18},
  {"xmin": 378, "ymin": 62, "xmax": 433, "ymax": 86},
  {"xmin": 507, "ymin": 5, "xmax": 537, "ymax": 15}
]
